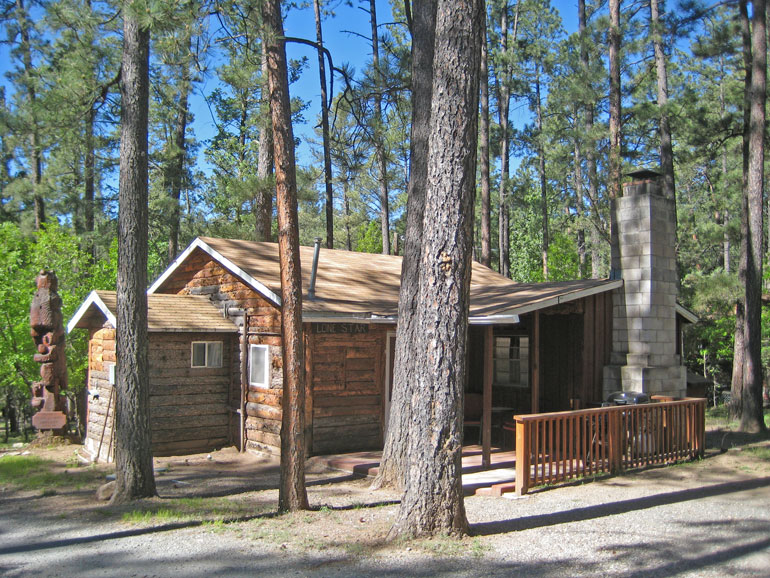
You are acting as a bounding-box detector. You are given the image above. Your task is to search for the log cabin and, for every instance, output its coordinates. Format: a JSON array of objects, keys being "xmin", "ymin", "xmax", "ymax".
[{"xmin": 68, "ymin": 174, "xmax": 698, "ymax": 462}]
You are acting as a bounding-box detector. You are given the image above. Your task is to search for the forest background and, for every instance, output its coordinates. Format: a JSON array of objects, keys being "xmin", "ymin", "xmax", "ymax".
[{"xmin": 0, "ymin": 0, "xmax": 768, "ymax": 432}]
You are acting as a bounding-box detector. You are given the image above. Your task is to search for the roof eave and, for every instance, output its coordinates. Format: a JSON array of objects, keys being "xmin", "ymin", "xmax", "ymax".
[
  {"xmin": 67, "ymin": 290, "xmax": 116, "ymax": 333},
  {"xmin": 148, "ymin": 237, "xmax": 282, "ymax": 307}
]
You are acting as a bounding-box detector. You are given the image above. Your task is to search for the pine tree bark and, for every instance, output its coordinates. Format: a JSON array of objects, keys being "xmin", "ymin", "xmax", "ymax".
[
  {"xmin": 167, "ymin": 33, "xmax": 193, "ymax": 264},
  {"xmin": 732, "ymin": 0, "xmax": 751, "ymax": 420},
  {"xmin": 578, "ymin": 0, "xmax": 603, "ymax": 278},
  {"xmin": 262, "ymin": 0, "xmax": 310, "ymax": 510},
  {"xmin": 314, "ymin": 0, "xmax": 334, "ymax": 249},
  {"xmin": 369, "ymin": 0, "xmax": 391, "ymax": 255},
  {"xmin": 15, "ymin": 0, "xmax": 45, "ymax": 229},
  {"xmin": 372, "ymin": 0, "xmax": 437, "ymax": 492},
  {"xmin": 479, "ymin": 2, "xmax": 491, "ymax": 268},
  {"xmin": 388, "ymin": 0, "xmax": 481, "ymax": 539},
  {"xmin": 740, "ymin": 0, "xmax": 766, "ymax": 433},
  {"xmin": 608, "ymin": 0, "xmax": 622, "ymax": 277},
  {"xmin": 255, "ymin": 43, "xmax": 274, "ymax": 243},
  {"xmin": 650, "ymin": 0, "xmax": 675, "ymax": 207},
  {"xmin": 496, "ymin": 2, "xmax": 511, "ymax": 278},
  {"xmin": 535, "ymin": 70, "xmax": 548, "ymax": 280},
  {"xmin": 111, "ymin": 2, "xmax": 156, "ymax": 504}
]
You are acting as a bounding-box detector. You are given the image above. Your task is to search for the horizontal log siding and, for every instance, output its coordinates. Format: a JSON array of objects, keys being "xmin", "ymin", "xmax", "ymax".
[
  {"xmin": 84, "ymin": 325, "xmax": 116, "ymax": 462},
  {"xmin": 84, "ymin": 324, "xmax": 235, "ymax": 460},
  {"xmin": 310, "ymin": 327, "xmax": 387, "ymax": 455},
  {"xmin": 159, "ymin": 248, "xmax": 284, "ymax": 455}
]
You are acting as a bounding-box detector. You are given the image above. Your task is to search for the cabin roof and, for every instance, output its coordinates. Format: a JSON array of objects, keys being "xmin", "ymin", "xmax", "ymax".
[
  {"xmin": 67, "ymin": 290, "xmax": 238, "ymax": 333},
  {"xmin": 149, "ymin": 237, "xmax": 624, "ymax": 323}
]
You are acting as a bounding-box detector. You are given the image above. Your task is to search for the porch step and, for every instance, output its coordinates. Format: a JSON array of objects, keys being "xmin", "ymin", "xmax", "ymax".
[{"xmin": 475, "ymin": 481, "xmax": 517, "ymax": 497}]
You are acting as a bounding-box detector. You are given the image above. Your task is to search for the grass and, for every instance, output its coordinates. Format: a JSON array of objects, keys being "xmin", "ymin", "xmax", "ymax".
[
  {"xmin": 743, "ymin": 445, "xmax": 770, "ymax": 461},
  {"xmin": 0, "ymin": 454, "xmax": 104, "ymax": 491},
  {"xmin": 121, "ymin": 496, "xmax": 271, "ymax": 525},
  {"xmin": 0, "ymin": 420, "xmax": 29, "ymax": 450}
]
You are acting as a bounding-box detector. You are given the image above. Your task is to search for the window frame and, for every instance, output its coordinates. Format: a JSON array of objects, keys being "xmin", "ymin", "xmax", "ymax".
[
  {"xmin": 249, "ymin": 344, "xmax": 271, "ymax": 388},
  {"xmin": 191, "ymin": 340, "xmax": 223, "ymax": 369},
  {"xmin": 492, "ymin": 334, "xmax": 529, "ymax": 389}
]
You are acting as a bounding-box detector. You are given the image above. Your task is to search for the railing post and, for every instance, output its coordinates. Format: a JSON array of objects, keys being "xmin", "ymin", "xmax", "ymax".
[
  {"xmin": 515, "ymin": 419, "xmax": 530, "ymax": 496},
  {"xmin": 608, "ymin": 409, "xmax": 623, "ymax": 473}
]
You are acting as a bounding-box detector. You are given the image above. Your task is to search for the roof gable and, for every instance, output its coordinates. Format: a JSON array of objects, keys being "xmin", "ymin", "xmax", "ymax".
[
  {"xmin": 68, "ymin": 290, "xmax": 238, "ymax": 333},
  {"xmin": 149, "ymin": 237, "xmax": 622, "ymax": 322}
]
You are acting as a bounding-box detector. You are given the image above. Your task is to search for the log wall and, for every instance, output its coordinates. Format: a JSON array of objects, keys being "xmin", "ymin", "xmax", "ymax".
[
  {"xmin": 84, "ymin": 324, "xmax": 116, "ymax": 462},
  {"xmin": 307, "ymin": 325, "xmax": 387, "ymax": 455},
  {"xmin": 84, "ymin": 323, "xmax": 235, "ymax": 460},
  {"xmin": 160, "ymin": 248, "xmax": 285, "ymax": 455}
]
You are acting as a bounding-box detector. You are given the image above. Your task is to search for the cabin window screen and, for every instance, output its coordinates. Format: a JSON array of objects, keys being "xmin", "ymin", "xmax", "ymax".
[
  {"xmin": 249, "ymin": 344, "xmax": 270, "ymax": 387},
  {"xmin": 191, "ymin": 341, "xmax": 223, "ymax": 368},
  {"xmin": 493, "ymin": 336, "xmax": 529, "ymax": 388}
]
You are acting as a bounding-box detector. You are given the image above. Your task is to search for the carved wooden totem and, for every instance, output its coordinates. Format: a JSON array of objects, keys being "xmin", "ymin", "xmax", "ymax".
[{"xmin": 29, "ymin": 270, "xmax": 68, "ymax": 429}]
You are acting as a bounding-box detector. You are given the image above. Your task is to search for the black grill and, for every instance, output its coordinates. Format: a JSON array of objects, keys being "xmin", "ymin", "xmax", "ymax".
[{"xmin": 604, "ymin": 391, "xmax": 650, "ymax": 406}]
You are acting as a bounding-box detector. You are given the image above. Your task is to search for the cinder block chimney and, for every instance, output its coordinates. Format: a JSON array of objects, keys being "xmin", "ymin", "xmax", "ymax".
[{"xmin": 603, "ymin": 169, "xmax": 686, "ymax": 398}]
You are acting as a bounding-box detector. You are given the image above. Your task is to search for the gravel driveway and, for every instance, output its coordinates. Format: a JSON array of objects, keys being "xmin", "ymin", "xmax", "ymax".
[{"xmin": 1, "ymin": 435, "xmax": 769, "ymax": 577}]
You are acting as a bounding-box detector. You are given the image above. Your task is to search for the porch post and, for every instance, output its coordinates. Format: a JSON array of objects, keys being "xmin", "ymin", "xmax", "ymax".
[
  {"xmin": 482, "ymin": 326, "xmax": 493, "ymax": 467},
  {"xmin": 531, "ymin": 310, "xmax": 540, "ymax": 414}
]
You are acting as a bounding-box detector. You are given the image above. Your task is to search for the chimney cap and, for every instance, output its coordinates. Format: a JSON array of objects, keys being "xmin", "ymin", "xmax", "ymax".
[{"xmin": 625, "ymin": 167, "xmax": 661, "ymax": 180}]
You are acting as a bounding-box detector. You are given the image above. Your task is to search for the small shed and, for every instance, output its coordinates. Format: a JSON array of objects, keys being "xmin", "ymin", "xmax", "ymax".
[{"xmin": 68, "ymin": 291, "xmax": 239, "ymax": 461}]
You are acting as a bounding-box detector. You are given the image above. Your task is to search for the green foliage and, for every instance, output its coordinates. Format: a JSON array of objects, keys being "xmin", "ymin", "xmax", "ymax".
[
  {"xmin": 0, "ymin": 222, "xmax": 117, "ymax": 424},
  {"xmin": 0, "ymin": 455, "xmax": 104, "ymax": 490},
  {"xmin": 354, "ymin": 220, "xmax": 384, "ymax": 254}
]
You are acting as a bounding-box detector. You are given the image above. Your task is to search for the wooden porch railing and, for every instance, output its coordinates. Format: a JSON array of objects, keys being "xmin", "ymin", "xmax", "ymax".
[{"xmin": 513, "ymin": 397, "xmax": 706, "ymax": 496}]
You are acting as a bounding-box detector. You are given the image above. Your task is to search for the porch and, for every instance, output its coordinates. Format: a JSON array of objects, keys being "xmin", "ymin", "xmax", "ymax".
[{"xmin": 321, "ymin": 397, "xmax": 706, "ymax": 497}]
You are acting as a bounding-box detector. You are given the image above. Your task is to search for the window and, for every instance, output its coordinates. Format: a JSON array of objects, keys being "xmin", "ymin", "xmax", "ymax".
[
  {"xmin": 191, "ymin": 341, "xmax": 223, "ymax": 368},
  {"xmin": 249, "ymin": 344, "xmax": 270, "ymax": 387},
  {"xmin": 493, "ymin": 336, "xmax": 529, "ymax": 388}
]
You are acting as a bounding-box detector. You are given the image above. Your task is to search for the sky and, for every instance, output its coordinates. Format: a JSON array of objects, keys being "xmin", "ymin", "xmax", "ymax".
[
  {"xmin": 1, "ymin": 0, "xmax": 582, "ymax": 181},
  {"xmin": 268, "ymin": 0, "xmax": 580, "ymax": 168}
]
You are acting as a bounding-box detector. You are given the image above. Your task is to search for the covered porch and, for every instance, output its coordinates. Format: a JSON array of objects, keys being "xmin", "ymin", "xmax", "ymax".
[
  {"xmin": 464, "ymin": 285, "xmax": 615, "ymax": 468},
  {"xmin": 323, "ymin": 397, "xmax": 706, "ymax": 497}
]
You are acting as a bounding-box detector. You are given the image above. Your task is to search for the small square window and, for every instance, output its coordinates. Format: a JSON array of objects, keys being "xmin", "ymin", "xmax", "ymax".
[
  {"xmin": 249, "ymin": 344, "xmax": 270, "ymax": 387},
  {"xmin": 191, "ymin": 341, "xmax": 223, "ymax": 368}
]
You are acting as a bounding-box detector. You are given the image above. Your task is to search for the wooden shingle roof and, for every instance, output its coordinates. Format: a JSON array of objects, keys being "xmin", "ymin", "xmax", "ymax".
[
  {"xmin": 149, "ymin": 237, "xmax": 623, "ymax": 322},
  {"xmin": 67, "ymin": 290, "xmax": 238, "ymax": 333}
]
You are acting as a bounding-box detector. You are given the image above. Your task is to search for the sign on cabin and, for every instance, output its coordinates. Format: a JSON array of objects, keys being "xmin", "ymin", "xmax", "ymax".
[{"xmin": 313, "ymin": 323, "xmax": 369, "ymax": 335}]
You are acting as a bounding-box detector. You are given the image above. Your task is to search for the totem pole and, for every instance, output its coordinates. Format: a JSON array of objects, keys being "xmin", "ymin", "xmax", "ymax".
[{"xmin": 29, "ymin": 270, "xmax": 68, "ymax": 431}]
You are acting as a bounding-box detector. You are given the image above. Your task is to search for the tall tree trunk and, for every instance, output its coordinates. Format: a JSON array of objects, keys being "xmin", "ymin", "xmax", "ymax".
[
  {"xmin": 84, "ymin": 104, "xmax": 96, "ymax": 259},
  {"xmin": 732, "ymin": 0, "xmax": 752, "ymax": 420},
  {"xmin": 650, "ymin": 0, "xmax": 675, "ymax": 207},
  {"xmin": 344, "ymin": 182, "xmax": 352, "ymax": 251},
  {"xmin": 578, "ymin": 0, "xmax": 602, "ymax": 278},
  {"xmin": 369, "ymin": 0, "xmax": 391, "ymax": 255},
  {"xmin": 255, "ymin": 45, "xmax": 274, "ymax": 242},
  {"xmin": 608, "ymin": 0, "xmax": 622, "ymax": 277},
  {"xmin": 479, "ymin": 1, "xmax": 491, "ymax": 267},
  {"xmin": 535, "ymin": 70, "xmax": 548, "ymax": 280},
  {"xmin": 262, "ymin": 0, "xmax": 310, "ymax": 510},
  {"xmin": 740, "ymin": 0, "xmax": 766, "ymax": 433},
  {"xmin": 16, "ymin": 0, "xmax": 44, "ymax": 229},
  {"xmin": 719, "ymin": 62, "xmax": 730, "ymax": 274},
  {"xmin": 573, "ymin": 111, "xmax": 587, "ymax": 279},
  {"xmin": 372, "ymin": 0, "xmax": 437, "ymax": 492},
  {"xmin": 388, "ymin": 0, "xmax": 481, "ymax": 539},
  {"xmin": 111, "ymin": 2, "xmax": 156, "ymax": 504},
  {"xmin": 314, "ymin": 0, "xmax": 334, "ymax": 249},
  {"xmin": 497, "ymin": 2, "xmax": 511, "ymax": 277},
  {"xmin": 167, "ymin": 36, "xmax": 192, "ymax": 264}
]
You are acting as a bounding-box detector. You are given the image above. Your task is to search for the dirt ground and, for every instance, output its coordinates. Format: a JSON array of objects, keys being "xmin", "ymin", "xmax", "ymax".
[{"xmin": 1, "ymin": 424, "xmax": 769, "ymax": 577}]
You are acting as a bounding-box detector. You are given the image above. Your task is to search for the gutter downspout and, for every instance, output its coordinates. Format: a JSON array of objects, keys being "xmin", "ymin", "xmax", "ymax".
[
  {"xmin": 240, "ymin": 315, "xmax": 248, "ymax": 453},
  {"xmin": 308, "ymin": 237, "xmax": 322, "ymax": 300}
]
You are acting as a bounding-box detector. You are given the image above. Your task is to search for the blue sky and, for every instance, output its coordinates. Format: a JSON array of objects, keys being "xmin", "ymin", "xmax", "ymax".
[{"xmin": 1, "ymin": 0, "xmax": 581, "ymax": 176}]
